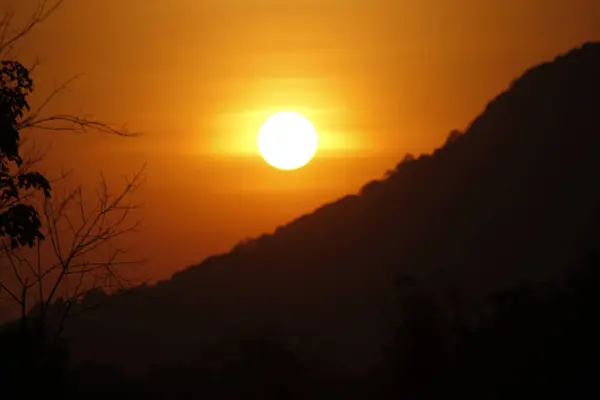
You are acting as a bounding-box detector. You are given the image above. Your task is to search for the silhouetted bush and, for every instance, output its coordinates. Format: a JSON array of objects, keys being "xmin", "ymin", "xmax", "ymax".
[
  {"xmin": 379, "ymin": 252, "xmax": 600, "ymax": 399},
  {"xmin": 0, "ymin": 318, "xmax": 69, "ymax": 398}
]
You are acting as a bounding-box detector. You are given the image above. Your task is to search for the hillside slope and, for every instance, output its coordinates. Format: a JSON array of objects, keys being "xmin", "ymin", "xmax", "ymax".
[{"xmin": 65, "ymin": 42, "xmax": 600, "ymax": 378}]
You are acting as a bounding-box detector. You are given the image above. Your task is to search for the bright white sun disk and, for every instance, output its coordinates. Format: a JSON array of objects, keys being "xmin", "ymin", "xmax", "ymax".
[{"xmin": 257, "ymin": 111, "xmax": 318, "ymax": 170}]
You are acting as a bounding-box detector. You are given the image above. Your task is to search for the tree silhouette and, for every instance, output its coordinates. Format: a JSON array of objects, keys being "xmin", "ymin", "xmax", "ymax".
[
  {"xmin": 0, "ymin": 59, "xmax": 50, "ymax": 255},
  {"xmin": 0, "ymin": 0, "xmax": 142, "ymax": 321},
  {"xmin": 2, "ymin": 166, "xmax": 145, "ymax": 332},
  {"xmin": 0, "ymin": 2, "xmax": 143, "ymax": 397},
  {"xmin": 377, "ymin": 251, "xmax": 600, "ymax": 399}
]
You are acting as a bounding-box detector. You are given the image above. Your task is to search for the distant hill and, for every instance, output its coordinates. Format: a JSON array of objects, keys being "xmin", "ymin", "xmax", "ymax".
[{"xmin": 64, "ymin": 42, "xmax": 600, "ymax": 379}]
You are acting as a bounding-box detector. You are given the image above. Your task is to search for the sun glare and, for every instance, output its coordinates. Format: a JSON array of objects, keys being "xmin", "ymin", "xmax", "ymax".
[{"xmin": 257, "ymin": 111, "xmax": 319, "ymax": 170}]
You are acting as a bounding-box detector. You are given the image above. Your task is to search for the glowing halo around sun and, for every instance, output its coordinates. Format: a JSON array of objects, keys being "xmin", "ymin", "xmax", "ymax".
[{"xmin": 257, "ymin": 111, "xmax": 319, "ymax": 170}]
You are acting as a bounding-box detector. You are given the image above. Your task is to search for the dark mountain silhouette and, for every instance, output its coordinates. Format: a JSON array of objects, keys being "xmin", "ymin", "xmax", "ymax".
[{"xmin": 62, "ymin": 42, "xmax": 600, "ymax": 381}]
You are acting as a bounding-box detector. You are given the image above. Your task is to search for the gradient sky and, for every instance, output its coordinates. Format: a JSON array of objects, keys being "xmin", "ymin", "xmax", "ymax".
[{"xmin": 9, "ymin": 0, "xmax": 600, "ymax": 281}]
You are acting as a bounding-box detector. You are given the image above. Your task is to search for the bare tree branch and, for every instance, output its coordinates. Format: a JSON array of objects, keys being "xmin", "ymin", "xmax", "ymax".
[
  {"xmin": 0, "ymin": 141, "xmax": 146, "ymax": 322},
  {"xmin": 20, "ymin": 111, "xmax": 140, "ymax": 137},
  {"xmin": 0, "ymin": 0, "xmax": 65, "ymax": 58},
  {"xmin": 41, "ymin": 166, "xmax": 146, "ymax": 314},
  {"xmin": 0, "ymin": 0, "xmax": 139, "ymax": 138}
]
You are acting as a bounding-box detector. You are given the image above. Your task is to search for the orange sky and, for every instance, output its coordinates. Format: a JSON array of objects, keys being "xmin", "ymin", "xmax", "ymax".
[{"xmin": 9, "ymin": 0, "xmax": 600, "ymax": 281}]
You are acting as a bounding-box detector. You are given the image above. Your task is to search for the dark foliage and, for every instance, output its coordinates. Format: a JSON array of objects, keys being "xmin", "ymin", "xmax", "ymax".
[
  {"xmin": 0, "ymin": 60, "xmax": 51, "ymax": 249},
  {"xmin": 379, "ymin": 252, "xmax": 600, "ymax": 399},
  {"xmin": 66, "ymin": 332, "xmax": 321, "ymax": 399},
  {"xmin": 11, "ymin": 251, "xmax": 598, "ymax": 399},
  {"xmin": 0, "ymin": 318, "xmax": 69, "ymax": 398},
  {"xmin": 0, "ymin": 59, "xmax": 57, "ymax": 399}
]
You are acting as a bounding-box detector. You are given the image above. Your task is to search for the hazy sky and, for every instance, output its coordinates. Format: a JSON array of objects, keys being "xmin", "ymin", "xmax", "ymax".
[{"xmin": 9, "ymin": 0, "xmax": 600, "ymax": 281}]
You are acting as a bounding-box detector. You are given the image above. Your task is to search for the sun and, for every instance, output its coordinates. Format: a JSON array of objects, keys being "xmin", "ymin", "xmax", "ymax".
[{"xmin": 257, "ymin": 111, "xmax": 318, "ymax": 170}]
